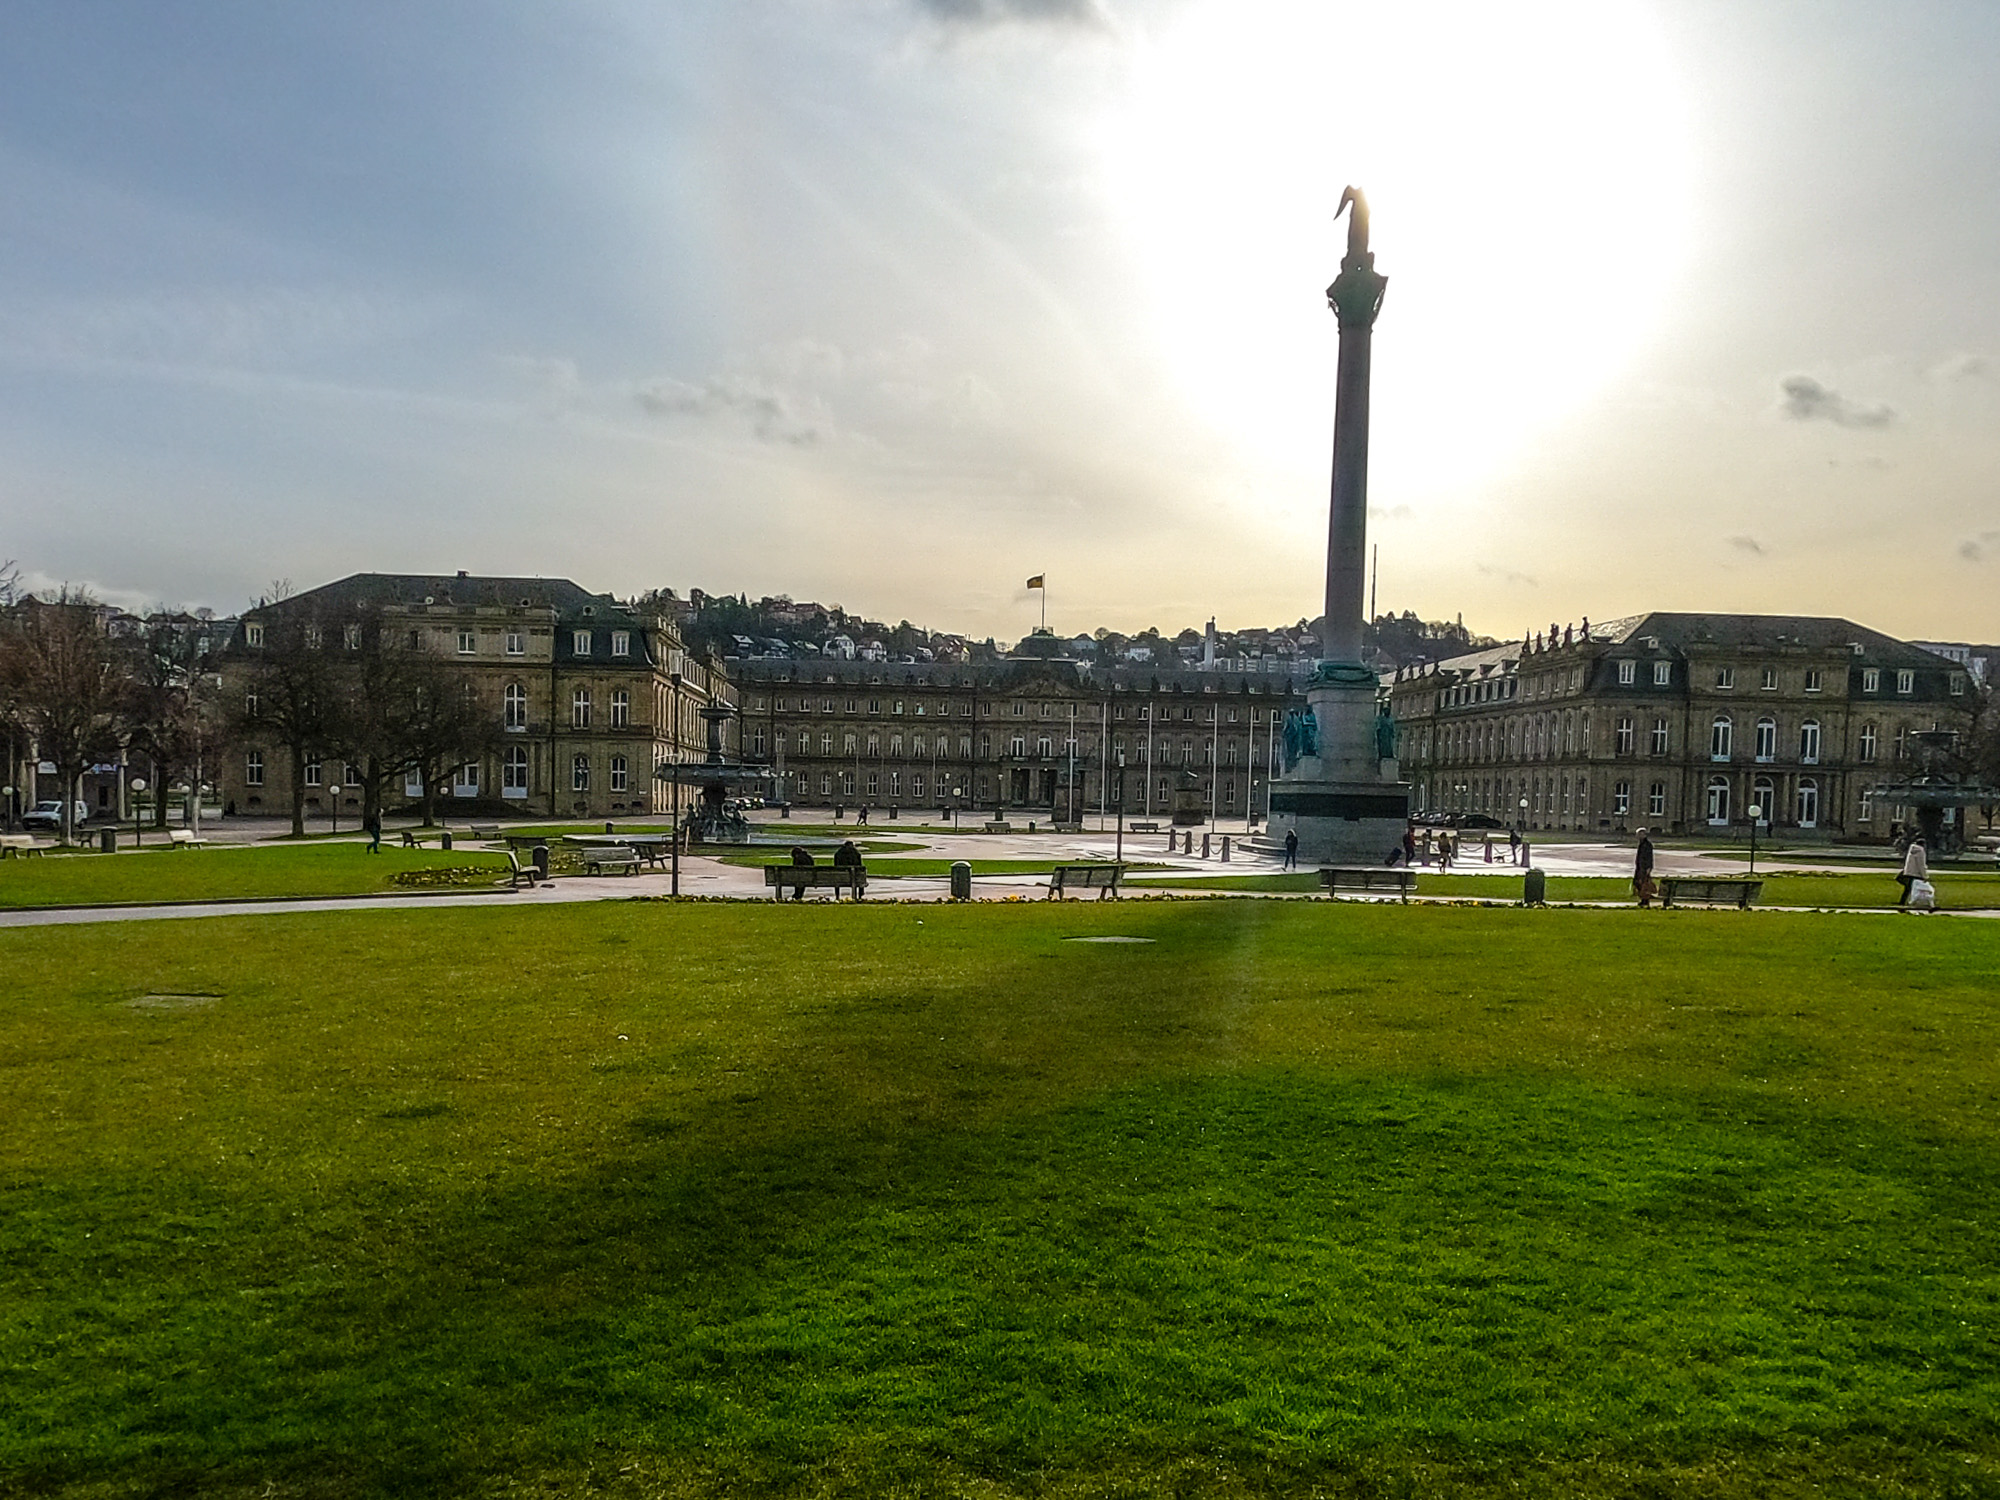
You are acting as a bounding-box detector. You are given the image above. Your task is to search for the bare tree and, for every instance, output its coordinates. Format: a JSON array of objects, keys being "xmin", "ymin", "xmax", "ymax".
[
  {"xmin": 0, "ymin": 588, "xmax": 125, "ymax": 842},
  {"xmin": 231, "ymin": 603, "xmax": 341, "ymax": 837},
  {"xmin": 121, "ymin": 614, "xmax": 224, "ymax": 829},
  {"xmin": 399, "ymin": 658, "xmax": 496, "ymax": 827}
]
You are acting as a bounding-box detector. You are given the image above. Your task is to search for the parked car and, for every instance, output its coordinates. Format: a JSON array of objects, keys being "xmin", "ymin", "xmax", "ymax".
[{"xmin": 21, "ymin": 799, "xmax": 90, "ymax": 832}]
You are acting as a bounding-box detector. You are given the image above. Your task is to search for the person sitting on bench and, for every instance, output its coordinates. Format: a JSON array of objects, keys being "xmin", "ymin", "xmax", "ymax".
[{"xmin": 789, "ymin": 846, "xmax": 815, "ymax": 901}]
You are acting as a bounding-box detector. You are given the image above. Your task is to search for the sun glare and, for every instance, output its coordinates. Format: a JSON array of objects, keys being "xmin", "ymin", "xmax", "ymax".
[{"xmin": 1100, "ymin": 0, "xmax": 1692, "ymax": 520}]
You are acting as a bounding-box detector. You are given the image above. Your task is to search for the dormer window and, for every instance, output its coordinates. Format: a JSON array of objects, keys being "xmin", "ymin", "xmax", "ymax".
[
  {"xmin": 1653, "ymin": 661, "xmax": 1670, "ymax": 687},
  {"xmin": 1617, "ymin": 660, "xmax": 1635, "ymax": 685},
  {"xmin": 573, "ymin": 630, "xmax": 592, "ymax": 656},
  {"xmin": 611, "ymin": 631, "xmax": 630, "ymax": 658},
  {"xmin": 1862, "ymin": 668, "xmax": 1880, "ymax": 693},
  {"xmin": 1897, "ymin": 669, "xmax": 1914, "ymax": 695}
]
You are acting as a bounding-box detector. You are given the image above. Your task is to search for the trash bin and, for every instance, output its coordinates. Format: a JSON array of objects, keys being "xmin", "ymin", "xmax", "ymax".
[
  {"xmin": 949, "ymin": 860, "xmax": 972, "ymax": 901},
  {"xmin": 532, "ymin": 843, "xmax": 550, "ymax": 880},
  {"xmin": 440, "ymin": 830, "xmax": 452, "ymax": 851},
  {"xmin": 1523, "ymin": 867, "xmax": 1546, "ymax": 906},
  {"xmin": 99, "ymin": 826, "xmax": 117, "ymax": 853},
  {"xmin": 605, "ymin": 820, "xmax": 615, "ymax": 834}
]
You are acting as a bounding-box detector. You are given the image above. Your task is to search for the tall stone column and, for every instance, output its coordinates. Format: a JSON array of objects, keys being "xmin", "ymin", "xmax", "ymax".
[{"xmin": 1266, "ymin": 187, "xmax": 1409, "ymax": 866}]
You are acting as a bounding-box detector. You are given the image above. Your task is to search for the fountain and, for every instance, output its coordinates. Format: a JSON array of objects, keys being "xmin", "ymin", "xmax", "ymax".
[{"xmin": 652, "ymin": 702, "xmax": 772, "ymax": 844}]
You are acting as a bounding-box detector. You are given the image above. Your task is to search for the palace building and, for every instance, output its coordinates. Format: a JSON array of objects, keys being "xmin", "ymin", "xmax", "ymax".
[
  {"xmin": 726, "ymin": 652, "xmax": 1305, "ymax": 823},
  {"xmin": 218, "ymin": 573, "xmax": 728, "ymax": 821},
  {"xmin": 1389, "ymin": 612, "xmax": 1974, "ymax": 840}
]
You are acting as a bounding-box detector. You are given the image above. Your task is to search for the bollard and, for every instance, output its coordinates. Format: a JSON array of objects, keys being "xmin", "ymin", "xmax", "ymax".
[
  {"xmin": 99, "ymin": 826, "xmax": 117, "ymax": 854},
  {"xmin": 532, "ymin": 842, "xmax": 550, "ymax": 880},
  {"xmin": 1221, "ymin": 835, "xmax": 1231, "ymax": 862},
  {"xmin": 1523, "ymin": 867, "xmax": 1546, "ymax": 906},
  {"xmin": 441, "ymin": 830, "xmax": 453, "ymax": 851},
  {"xmin": 949, "ymin": 860, "xmax": 972, "ymax": 900},
  {"xmin": 1201, "ymin": 832, "xmax": 1211, "ymax": 859},
  {"xmin": 605, "ymin": 820, "xmax": 614, "ymax": 834}
]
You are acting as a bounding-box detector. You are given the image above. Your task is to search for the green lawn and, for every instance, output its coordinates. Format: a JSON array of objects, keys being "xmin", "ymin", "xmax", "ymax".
[
  {"xmin": 0, "ymin": 842, "xmax": 509, "ymax": 907},
  {"xmin": 720, "ymin": 854, "xmax": 1166, "ymax": 878},
  {"xmin": 3, "ymin": 901, "xmax": 1998, "ymax": 1496},
  {"xmin": 1126, "ymin": 867, "xmax": 2000, "ymax": 908}
]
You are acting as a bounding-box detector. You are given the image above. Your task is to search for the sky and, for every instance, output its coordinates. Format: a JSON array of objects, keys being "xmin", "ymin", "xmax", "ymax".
[{"xmin": 1, "ymin": 0, "xmax": 1997, "ymax": 644}]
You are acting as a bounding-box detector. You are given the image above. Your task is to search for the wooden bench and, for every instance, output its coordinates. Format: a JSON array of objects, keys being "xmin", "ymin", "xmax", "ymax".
[
  {"xmin": 400, "ymin": 830, "xmax": 429, "ymax": 849},
  {"xmin": 1128, "ymin": 821, "xmax": 1161, "ymax": 834},
  {"xmin": 1047, "ymin": 863, "xmax": 1126, "ymax": 900},
  {"xmin": 582, "ymin": 848, "xmax": 643, "ymax": 876},
  {"xmin": 468, "ymin": 823, "xmax": 502, "ymax": 841},
  {"xmin": 1318, "ymin": 865, "xmax": 1417, "ymax": 903},
  {"xmin": 504, "ymin": 833, "xmax": 549, "ymax": 851},
  {"xmin": 763, "ymin": 865, "xmax": 868, "ymax": 901},
  {"xmin": 0, "ymin": 833, "xmax": 49, "ymax": 858},
  {"xmin": 1658, "ymin": 876, "xmax": 1763, "ymax": 909},
  {"xmin": 167, "ymin": 829, "xmax": 209, "ymax": 849},
  {"xmin": 501, "ymin": 850, "xmax": 544, "ymax": 889},
  {"xmin": 982, "ymin": 821, "xmax": 1012, "ymax": 834}
]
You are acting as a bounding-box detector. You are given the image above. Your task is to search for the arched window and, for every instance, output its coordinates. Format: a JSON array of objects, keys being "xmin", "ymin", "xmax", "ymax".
[
  {"xmin": 1796, "ymin": 777, "xmax": 1819, "ymax": 828},
  {"xmin": 502, "ymin": 746, "xmax": 529, "ymax": 796},
  {"xmin": 1755, "ymin": 717, "xmax": 1776, "ymax": 762},
  {"xmin": 1709, "ymin": 715, "xmax": 1733, "ymax": 761},
  {"xmin": 504, "ymin": 682, "xmax": 527, "ymax": 730},
  {"xmin": 1799, "ymin": 719, "xmax": 1821, "ymax": 764},
  {"xmin": 1705, "ymin": 776, "xmax": 1731, "ymax": 824},
  {"xmin": 1753, "ymin": 776, "xmax": 1775, "ymax": 821}
]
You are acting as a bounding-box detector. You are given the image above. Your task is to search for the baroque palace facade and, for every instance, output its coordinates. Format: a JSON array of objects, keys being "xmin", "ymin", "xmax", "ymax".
[
  {"xmin": 1390, "ymin": 612, "xmax": 1974, "ymax": 840},
  {"xmin": 220, "ymin": 573, "xmax": 728, "ymax": 820},
  {"xmin": 726, "ymin": 652, "xmax": 1304, "ymax": 821}
]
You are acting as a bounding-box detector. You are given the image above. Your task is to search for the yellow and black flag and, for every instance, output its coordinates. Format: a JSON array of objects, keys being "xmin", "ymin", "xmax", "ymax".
[{"xmin": 1026, "ymin": 575, "xmax": 1045, "ymax": 589}]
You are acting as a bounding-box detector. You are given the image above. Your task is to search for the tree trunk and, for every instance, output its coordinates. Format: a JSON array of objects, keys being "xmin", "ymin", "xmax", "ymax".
[{"xmin": 290, "ymin": 745, "xmax": 307, "ymax": 837}]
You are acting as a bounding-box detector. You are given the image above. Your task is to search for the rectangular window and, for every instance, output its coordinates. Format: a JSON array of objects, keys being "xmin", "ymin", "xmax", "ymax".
[
  {"xmin": 572, "ymin": 755, "xmax": 590, "ymax": 792},
  {"xmin": 453, "ymin": 763, "xmax": 479, "ymax": 797},
  {"xmin": 303, "ymin": 759, "xmax": 322, "ymax": 787},
  {"xmin": 1897, "ymin": 669, "xmax": 1914, "ymax": 695},
  {"xmin": 245, "ymin": 622, "xmax": 265, "ymax": 648},
  {"xmin": 1859, "ymin": 723, "xmax": 1878, "ymax": 762},
  {"xmin": 505, "ymin": 632, "xmax": 524, "ymax": 656},
  {"xmin": 1615, "ymin": 717, "xmax": 1634, "ymax": 754},
  {"xmin": 1653, "ymin": 661, "xmax": 1670, "ymax": 687},
  {"xmin": 1760, "ymin": 667, "xmax": 1777, "ymax": 690},
  {"xmin": 1617, "ymin": 660, "xmax": 1635, "ymax": 685},
  {"xmin": 1862, "ymin": 668, "xmax": 1880, "ymax": 693},
  {"xmin": 572, "ymin": 689, "xmax": 592, "ymax": 728},
  {"xmin": 1715, "ymin": 667, "xmax": 1734, "ymax": 689},
  {"xmin": 344, "ymin": 624, "xmax": 362, "ymax": 650},
  {"xmin": 503, "ymin": 749, "xmax": 528, "ymax": 795},
  {"xmin": 1648, "ymin": 782, "xmax": 1665, "ymax": 818},
  {"xmin": 610, "ymin": 689, "xmax": 629, "ymax": 728},
  {"xmin": 1650, "ymin": 718, "xmax": 1669, "ymax": 755},
  {"xmin": 1613, "ymin": 781, "xmax": 1630, "ymax": 816},
  {"xmin": 1804, "ymin": 669, "xmax": 1822, "ymax": 693},
  {"xmin": 1951, "ymin": 673, "xmax": 1967, "ymax": 696},
  {"xmin": 245, "ymin": 750, "xmax": 264, "ymax": 786},
  {"xmin": 458, "ymin": 630, "xmax": 476, "ymax": 654},
  {"xmin": 573, "ymin": 630, "xmax": 592, "ymax": 656},
  {"xmin": 609, "ymin": 756, "xmax": 628, "ymax": 793}
]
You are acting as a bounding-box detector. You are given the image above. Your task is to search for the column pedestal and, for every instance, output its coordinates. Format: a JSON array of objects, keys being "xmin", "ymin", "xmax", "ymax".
[{"xmin": 1267, "ymin": 663, "xmax": 1408, "ymax": 866}]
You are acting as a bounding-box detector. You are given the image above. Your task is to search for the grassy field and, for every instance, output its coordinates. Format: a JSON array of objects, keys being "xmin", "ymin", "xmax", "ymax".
[
  {"xmin": 1126, "ymin": 867, "xmax": 2000, "ymax": 908},
  {"xmin": 3, "ymin": 900, "xmax": 1998, "ymax": 1497},
  {"xmin": 0, "ymin": 843, "xmax": 509, "ymax": 907},
  {"xmin": 719, "ymin": 854, "xmax": 1169, "ymax": 878}
]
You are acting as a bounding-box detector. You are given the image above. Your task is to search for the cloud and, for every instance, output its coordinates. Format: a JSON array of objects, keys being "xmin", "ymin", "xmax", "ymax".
[
  {"xmin": 634, "ymin": 375, "xmax": 825, "ymax": 446},
  {"xmin": 1475, "ymin": 563, "xmax": 1537, "ymax": 587},
  {"xmin": 1778, "ymin": 375, "xmax": 1894, "ymax": 428},
  {"xmin": 1727, "ymin": 534, "xmax": 1765, "ymax": 556},
  {"xmin": 912, "ymin": 0, "xmax": 1108, "ymax": 27},
  {"xmin": 1931, "ymin": 353, "xmax": 1990, "ymax": 382},
  {"xmin": 1959, "ymin": 530, "xmax": 2000, "ymax": 563}
]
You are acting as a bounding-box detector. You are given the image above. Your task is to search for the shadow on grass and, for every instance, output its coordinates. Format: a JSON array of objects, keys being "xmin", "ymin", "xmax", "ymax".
[{"xmin": 5, "ymin": 901, "xmax": 2000, "ymax": 1497}]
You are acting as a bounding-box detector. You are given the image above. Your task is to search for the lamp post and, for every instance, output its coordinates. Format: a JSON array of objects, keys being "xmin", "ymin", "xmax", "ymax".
[
  {"xmin": 669, "ymin": 672, "xmax": 683, "ymax": 899},
  {"xmin": 130, "ymin": 778, "xmax": 146, "ymax": 848},
  {"xmin": 1518, "ymin": 795, "xmax": 1528, "ymax": 831},
  {"xmin": 952, "ymin": 788, "xmax": 962, "ymax": 832},
  {"xmin": 1, "ymin": 785, "xmax": 12, "ymax": 834},
  {"xmin": 1114, "ymin": 750, "xmax": 1126, "ymax": 867},
  {"xmin": 1747, "ymin": 801, "xmax": 1762, "ymax": 876}
]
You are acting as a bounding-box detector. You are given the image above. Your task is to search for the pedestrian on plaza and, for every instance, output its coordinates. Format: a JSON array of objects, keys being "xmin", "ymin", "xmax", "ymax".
[
  {"xmin": 1401, "ymin": 825, "xmax": 1417, "ymax": 866},
  {"xmin": 1438, "ymin": 831, "xmax": 1454, "ymax": 870},
  {"xmin": 1897, "ymin": 836, "xmax": 1928, "ymax": 906},
  {"xmin": 1283, "ymin": 828, "xmax": 1298, "ymax": 869},
  {"xmin": 1633, "ymin": 827, "xmax": 1656, "ymax": 907},
  {"xmin": 857, "ymin": 806, "xmax": 869, "ymax": 826},
  {"xmin": 1483, "ymin": 833, "xmax": 1494, "ymax": 863},
  {"xmin": 363, "ymin": 807, "xmax": 382, "ymax": 854},
  {"xmin": 1508, "ymin": 827, "xmax": 1520, "ymax": 865},
  {"xmin": 1419, "ymin": 828, "xmax": 1433, "ymax": 866}
]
